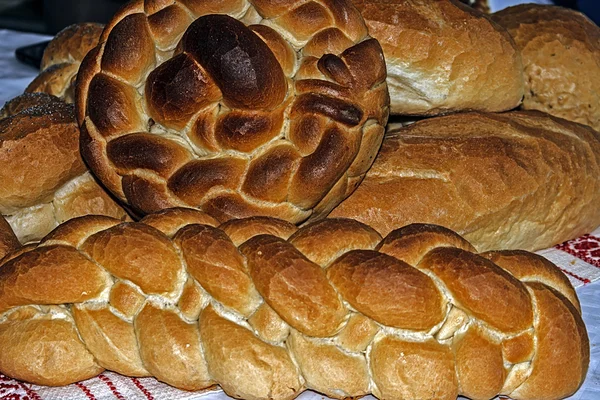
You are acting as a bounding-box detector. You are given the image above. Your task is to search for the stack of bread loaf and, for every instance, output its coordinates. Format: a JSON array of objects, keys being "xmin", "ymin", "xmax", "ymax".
[
  {"xmin": 0, "ymin": 0, "xmax": 598, "ymax": 399},
  {"xmin": 0, "ymin": 21, "xmax": 130, "ymax": 244}
]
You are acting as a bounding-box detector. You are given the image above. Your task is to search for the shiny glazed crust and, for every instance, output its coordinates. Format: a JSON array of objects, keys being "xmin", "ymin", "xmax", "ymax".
[
  {"xmin": 76, "ymin": 0, "xmax": 389, "ymax": 223},
  {"xmin": 0, "ymin": 208, "xmax": 588, "ymax": 400}
]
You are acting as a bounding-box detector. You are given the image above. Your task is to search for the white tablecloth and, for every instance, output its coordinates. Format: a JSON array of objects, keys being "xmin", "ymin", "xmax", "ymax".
[{"xmin": 0, "ymin": 10, "xmax": 598, "ymax": 398}]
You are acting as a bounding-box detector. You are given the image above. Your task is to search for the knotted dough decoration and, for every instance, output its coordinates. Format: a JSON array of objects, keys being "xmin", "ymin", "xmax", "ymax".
[
  {"xmin": 76, "ymin": 0, "xmax": 389, "ymax": 223},
  {"xmin": 0, "ymin": 208, "xmax": 588, "ymax": 400}
]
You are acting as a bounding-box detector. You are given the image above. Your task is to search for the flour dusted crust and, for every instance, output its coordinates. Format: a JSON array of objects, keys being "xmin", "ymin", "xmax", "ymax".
[
  {"xmin": 493, "ymin": 4, "xmax": 600, "ymax": 131},
  {"xmin": 76, "ymin": 0, "xmax": 389, "ymax": 224},
  {"xmin": 0, "ymin": 208, "xmax": 588, "ymax": 399}
]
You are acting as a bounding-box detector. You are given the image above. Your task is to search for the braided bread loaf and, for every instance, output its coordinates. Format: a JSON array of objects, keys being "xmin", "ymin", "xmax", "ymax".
[
  {"xmin": 0, "ymin": 93, "xmax": 130, "ymax": 243},
  {"xmin": 25, "ymin": 23, "xmax": 104, "ymax": 103},
  {"xmin": 0, "ymin": 208, "xmax": 587, "ymax": 400},
  {"xmin": 76, "ymin": 0, "xmax": 389, "ymax": 223}
]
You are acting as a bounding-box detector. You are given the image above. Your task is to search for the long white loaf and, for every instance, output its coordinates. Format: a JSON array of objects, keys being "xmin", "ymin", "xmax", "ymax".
[{"xmin": 330, "ymin": 110, "xmax": 600, "ymax": 251}]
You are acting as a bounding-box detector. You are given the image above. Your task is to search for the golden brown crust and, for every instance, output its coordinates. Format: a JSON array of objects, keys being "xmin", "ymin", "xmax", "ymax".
[
  {"xmin": 25, "ymin": 63, "xmax": 79, "ymax": 102},
  {"xmin": 289, "ymin": 218, "xmax": 381, "ymax": 266},
  {"xmin": 330, "ymin": 111, "xmax": 600, "ymax": 251},
  {"xmin": 287, "ymin": 330, "xmax": 369, "ymax": 398},
  {"xmin": 328, "ymin": 250, "xmax": 446, "ymax": 330},
  {"xmin": 0, "ymin": 101, "xmax": 84, "ymax": 213},
  {"xmin": 453, "ymin": 326, "xmax": 504, "ymax": 399},
  {"xmin": 41, "ymin": 23, "xmax": 104, "ymax": 70},
  {"xmin": 25, "ymin": 23, "xmax": 104, "ymax": 103},
  {"xmin": 511, "ymin": 282, "xmax": 589, "ymax": 399},
  {"xmin": 0, "ymin": 95, "xmax": 130, "ymax": 244},
  {"xmin": 0, "ymin": 311, "xmax": 104, "ymax": 386},
  {"xmin": 76, "ymin": 0, "xmax": 389, "ymax": 223},
  {"xmin": 483, "ymin": 250, "xmax": 581, "ymax": 313},
  {"xmin": 40, "ymin": 214, "xmax": 122, "ymax": 248},
  {"xmin": 140, "ymin": 207, "xmax": 219, "ymax": 237},
  {"xmin": 200, "ymin": 306, "xmax": 300, "ymax": 400},
  {"xmin": 219, "ymin": 216, "xmax": 297, "ymax": 246},
  {"xmin": 136, "ymin": 303, "xmax": 212, "ymax": 390},
  {"xmin": 420, "ymin": 247, "xmax": 534, "ymax": 333},
  {"xmin": 72, "ymin": 306, "xmax": 148, "ymax": 377},
  {"xmin": 493, "ymin": 4, "xmax": 600, "ymax": 131},
  {"xmin": 175, "ymin": 224, "xmax": 261, "ymax": 316},
  {"xmin": 353, "ymin": 0, "xmax": 523, "ymax": 115},
  {"xmin": 370, "ymin": 337, "xmax": 458, "ymax": 399},
  {"xmin": 0, "ymin": 245, "xmax": 111, "ymax": 314},
  {"xmin": 240, "ymin": 234, "xmax": 347, "ymax": 337},
  {"xmin": 0, "ymin": 210, "xmax": 588, "ymax": 399}
]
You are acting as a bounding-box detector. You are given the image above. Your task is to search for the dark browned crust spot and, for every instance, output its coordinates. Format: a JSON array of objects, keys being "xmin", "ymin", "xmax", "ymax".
[
  {"xmin": 183, "ymin": 14, "xmax": 286, "ymax": 110},
  {"xmin": 242, "ymin": 145, "xmax": 300, "ymax": 202},
  {"xmin": 87, "ymin": 74, "xmax": 142, "ymax": 137},
  {"xmin": 145, "ymin": 53, "xmax": 221, "ymax": 129},
  {"xmin": 292, "ymin": 93, "xmax": 363, "ymax": 127},
  {"xmin": 167, "ymin": 158, "xmax": 247, "ymax": 205},
  {"xmin": 107, "ymin": 133, "xmax": 191, "ymax": 177},
  {"xmin": 215, "ymin": 111, "xmax": 282, "ymax": 152}
]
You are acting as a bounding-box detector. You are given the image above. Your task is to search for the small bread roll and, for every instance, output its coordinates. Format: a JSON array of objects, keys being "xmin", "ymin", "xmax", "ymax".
[{"xmin": 25, "ymin": 23, "xmax": 104, "ymax": 103}]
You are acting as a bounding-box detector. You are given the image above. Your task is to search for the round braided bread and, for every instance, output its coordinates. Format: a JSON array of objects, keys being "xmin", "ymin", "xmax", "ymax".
[
  {"xmin": 75, "ymin": 0, "xmax": 389, "ymax": 223},
  {"xmin": 0, "ymin": 208, "xmax": 588, "ymax": 400}
]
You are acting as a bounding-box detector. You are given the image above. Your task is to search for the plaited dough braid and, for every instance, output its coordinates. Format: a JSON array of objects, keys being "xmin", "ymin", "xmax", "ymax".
[
  {"xmin": 76, "ymin": 0, "xmax": 389, "ymax": 223},
  {"xmin": 0, "ymin": 208, "xmax": 588, "ymax": 400}
]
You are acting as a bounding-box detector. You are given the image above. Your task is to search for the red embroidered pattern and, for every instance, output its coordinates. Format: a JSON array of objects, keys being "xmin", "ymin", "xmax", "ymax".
[
  {"xmin": 131, "ymin": 378, "xmax": 155, "ymax": 400},
  {"xmin": 557, "ymin": 266, "xmax": 591, "ymax": 284},
  {"xmin": 97, "ymin": 374, "xmax": 126, "ymax": 400},
  {"xmin": 76, "ymin": 382, "xmax": 96, "ymax": 400},
  {"xmin": 0, "ymin": 374, "xmax": 38, "ymax": 400},
  {"xmin": 556, "ymin": 234, "xmax": 600, "ymax": 270}
]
